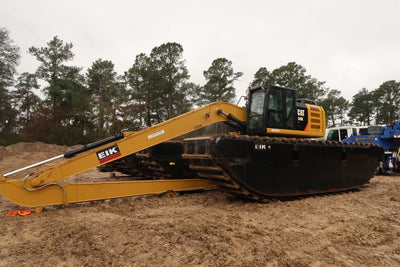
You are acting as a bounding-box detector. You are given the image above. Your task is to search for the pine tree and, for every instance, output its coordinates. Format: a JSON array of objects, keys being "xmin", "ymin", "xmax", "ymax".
[
  {"xmin": 198, "ymin": 58, "xmax": 242, "ymax": 105},
  {"xmin": 0, "ymin": 28, "xmax": 20, "ymax": 144},
  {"xmin": 29, "ymin": 36, "xmax": 91, "ymax": 144}
]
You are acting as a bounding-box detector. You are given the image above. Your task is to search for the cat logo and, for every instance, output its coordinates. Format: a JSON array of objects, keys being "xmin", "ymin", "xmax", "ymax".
[
  {"xmin": 97, "ymin": 145, "xmax": 121, "ymax": 164},
  {"xmin": 297, "ymin": 109, "xmax": 305, "ymax": 121}
]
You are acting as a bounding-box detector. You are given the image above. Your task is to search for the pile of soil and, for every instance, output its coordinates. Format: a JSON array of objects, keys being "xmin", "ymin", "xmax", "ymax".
[{"xmin": 0, "ymin": 142, "xmax": 400, "ymax": 266}]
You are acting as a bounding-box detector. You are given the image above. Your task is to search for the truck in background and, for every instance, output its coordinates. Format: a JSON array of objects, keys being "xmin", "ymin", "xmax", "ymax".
[
  {"xmin": 324, "ymin": 125, "xmax": 368, "ymax": 142},
  {"xmin": 341, "ymin": 122, "xmax": 400, "ymax": 174}
]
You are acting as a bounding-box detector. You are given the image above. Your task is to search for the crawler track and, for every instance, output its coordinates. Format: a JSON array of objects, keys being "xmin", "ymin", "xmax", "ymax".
[
  {"xmin": 182, "ymin": 135, "xmax": 383, "ymax": 200},
  {"xmin": 100, "ymin": 135, "xmax": 383, "ymax": 201},
  {"xmin": 99, "ymin": 141, "xmax": 196, "ymax": 179}
]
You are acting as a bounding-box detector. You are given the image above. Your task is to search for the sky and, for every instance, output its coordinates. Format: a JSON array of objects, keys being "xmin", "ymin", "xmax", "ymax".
[{"xmin": 1, "ymin": 0, "xmax": 399, "ymax": 101}]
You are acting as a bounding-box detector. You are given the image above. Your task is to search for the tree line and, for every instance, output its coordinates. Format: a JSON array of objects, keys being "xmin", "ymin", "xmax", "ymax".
[{"xmin": 1, "ymin": 28, "xmax": 399, "ymax": 145}]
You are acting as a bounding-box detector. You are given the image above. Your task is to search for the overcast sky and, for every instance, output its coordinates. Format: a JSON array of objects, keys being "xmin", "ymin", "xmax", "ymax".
[{"xmin": 1, "ymin": 0, "xmax": 399, "ymax": 101}]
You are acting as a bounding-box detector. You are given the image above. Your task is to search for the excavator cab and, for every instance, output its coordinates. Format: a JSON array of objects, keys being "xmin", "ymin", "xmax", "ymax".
[
  {"xmin": 247, "ymin": 85, "xmax": 296, "ymax": 135},
  {"xmin": 246, "ymin": 84, "xmax": 324, "ymax": 138}
]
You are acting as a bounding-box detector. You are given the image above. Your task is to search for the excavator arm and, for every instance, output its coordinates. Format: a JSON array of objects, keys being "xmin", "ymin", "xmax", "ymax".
[{"xmin": 0, "ymin": 102, "xmax": 247, "ymax": 207}]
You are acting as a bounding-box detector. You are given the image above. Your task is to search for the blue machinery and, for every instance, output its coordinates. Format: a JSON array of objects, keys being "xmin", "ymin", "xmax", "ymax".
[{"xmin": 343, "ymin": 121, "xmax": 400, "ymax": 173}]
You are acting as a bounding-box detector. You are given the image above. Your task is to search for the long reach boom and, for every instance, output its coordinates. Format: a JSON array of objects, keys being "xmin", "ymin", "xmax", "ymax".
[{"xmin": 0, "ymin": 102, "xmax": 247, "ymax": 207}]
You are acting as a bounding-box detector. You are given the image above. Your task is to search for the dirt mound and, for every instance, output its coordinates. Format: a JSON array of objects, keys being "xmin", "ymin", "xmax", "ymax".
[
  {"xmin": 0, "ymin": 142, "xmax": 70, "ymax": 157},
  {"xmin": 0, "ymin": 142, "xmax": 81, "ymax": 176},
  {"xmin": 1, "ymin": 143, "xmax": 400, "ymax": 266}
]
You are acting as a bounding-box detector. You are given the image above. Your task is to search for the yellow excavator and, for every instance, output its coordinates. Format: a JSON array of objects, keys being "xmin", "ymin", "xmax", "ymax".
[{"xmin": 0, "ymin": 84, "xmax": 383, "ymax": 207}]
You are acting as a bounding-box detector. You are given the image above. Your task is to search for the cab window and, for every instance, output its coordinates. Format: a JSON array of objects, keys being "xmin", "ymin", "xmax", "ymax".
[
  {"xmin": 285, "ymin": 92, "xmax": 294, "ymax": 119},
  {"xmin": 339, "ymin": 129, "xmax": 348, "ymax": 140},
  {"xmin": 250, "ymin": 90, "xmax": 265, "ymax": 115},
  {"xmin": 327, "ymin": 130, "xmax": 339, "ymax": 141},
  {"xmin": 248, "ymin": 90, "xmax": 266, "ymax": 132},
  {"xmin": 267, "ymin": 90, "xmax": 283, "ymax": 127}
]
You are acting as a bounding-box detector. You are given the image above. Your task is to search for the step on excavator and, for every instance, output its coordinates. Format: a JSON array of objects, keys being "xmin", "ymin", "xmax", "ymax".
[{"xmin": 0, "ymin": 84, "xmax": 383, "ymax": 207}]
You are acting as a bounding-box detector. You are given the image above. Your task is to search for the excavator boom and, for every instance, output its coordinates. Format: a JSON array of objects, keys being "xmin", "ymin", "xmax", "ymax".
[{"xmin": 0, "ymin": 102, "xmax": 246, "ymax": 207}]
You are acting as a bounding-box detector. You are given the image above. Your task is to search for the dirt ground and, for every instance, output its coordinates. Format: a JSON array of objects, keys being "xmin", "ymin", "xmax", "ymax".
[{"xmin": 0, "ymin": 142, "xmax": 400, "ymax": 266}]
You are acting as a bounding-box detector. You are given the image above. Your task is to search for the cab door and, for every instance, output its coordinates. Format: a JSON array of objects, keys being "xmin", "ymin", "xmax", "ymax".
[
  {"xmin": 266, "ymin": 87, "xmax": 295, "ymax": 129},
  {"xmin": 266, "ymin": 89, "xmax": 284, "ymax": 128},
  {"xmin": 247, "ymin": 89, "xmax": 266, "ymax": 135}
]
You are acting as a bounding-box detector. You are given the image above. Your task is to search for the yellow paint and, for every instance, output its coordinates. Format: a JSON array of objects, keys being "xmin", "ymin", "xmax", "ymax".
[
  {"xmin": 266, "ymin": 104, "xmax": 325, "ymax": 137},
  {"xmin": 0, "ymin": 178, "xmax": 214, "ymax": 207},
  {"xmin": 0, "ymin": 102, "xmax": 243, "ymax": 207}
]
